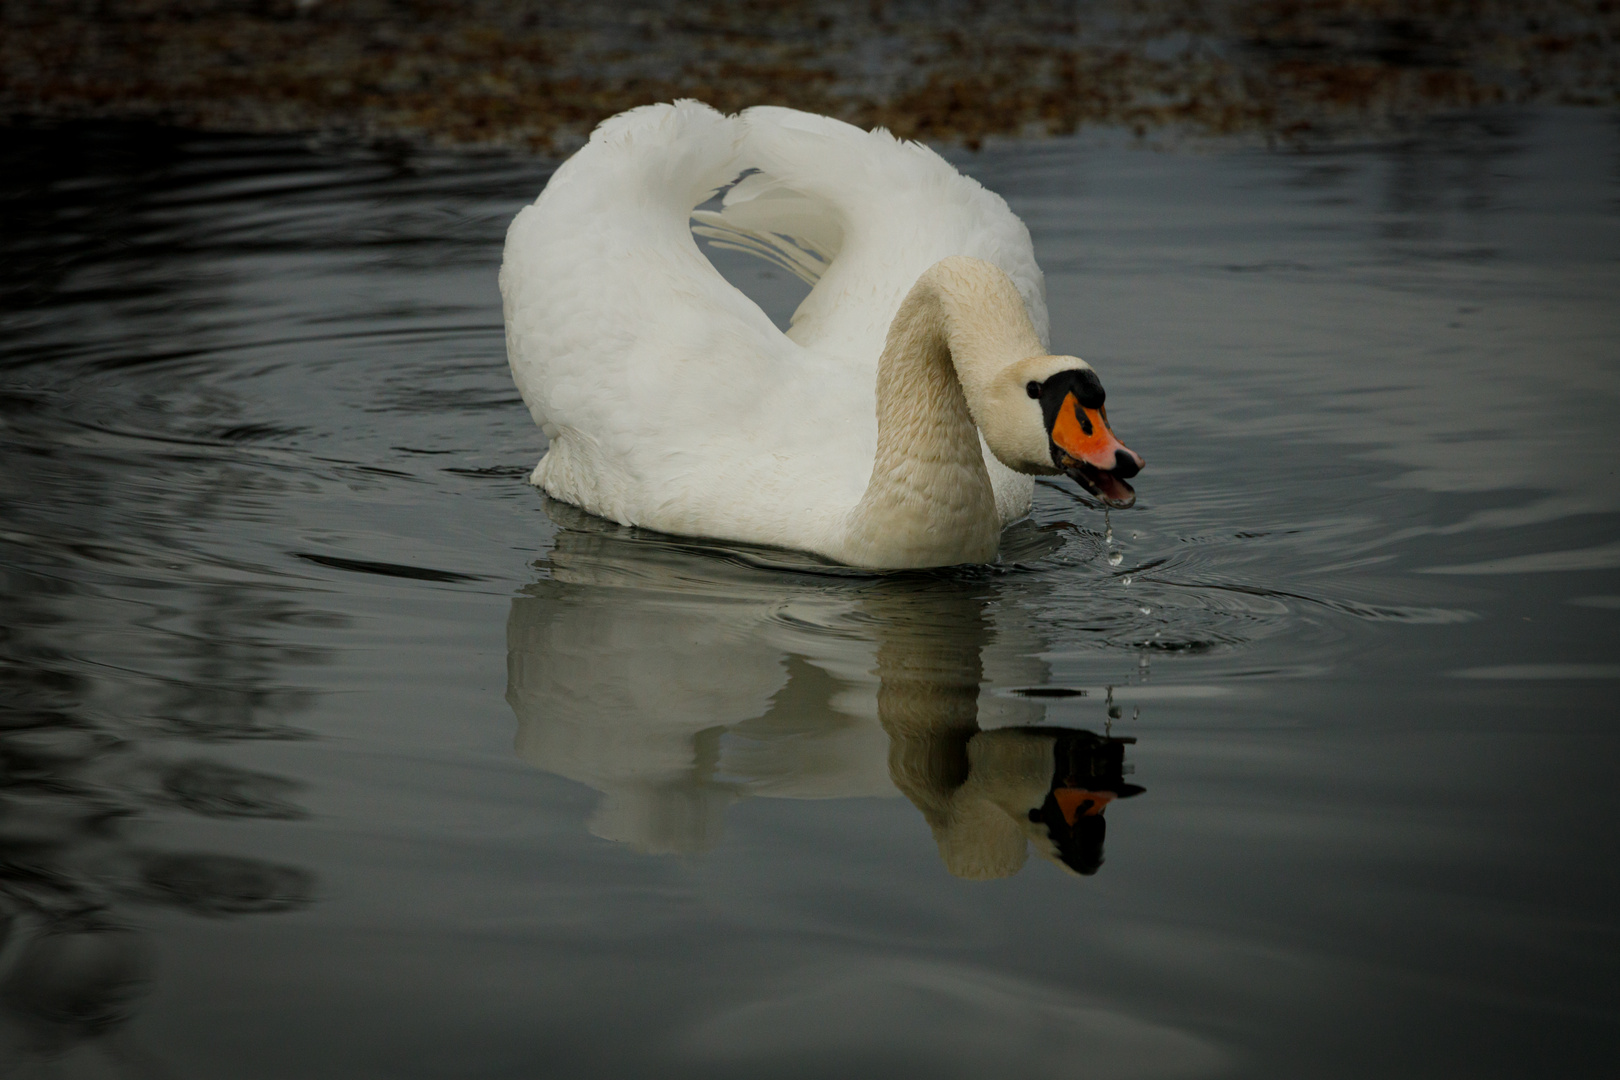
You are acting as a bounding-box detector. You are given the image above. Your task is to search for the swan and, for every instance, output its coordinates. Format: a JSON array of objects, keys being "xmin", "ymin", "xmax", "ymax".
[{"xmin": 499, "ymin": 100, "xmax": 1142, "ymax": 569}]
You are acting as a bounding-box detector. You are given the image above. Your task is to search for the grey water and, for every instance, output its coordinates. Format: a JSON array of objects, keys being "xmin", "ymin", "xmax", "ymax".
[{"xmin": 1, "ymin": 109, "xmax": 1617, "ymax": 1078}]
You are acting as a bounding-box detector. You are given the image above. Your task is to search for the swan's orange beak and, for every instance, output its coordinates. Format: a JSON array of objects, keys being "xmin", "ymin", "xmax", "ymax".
[
  {"xmin": 1053, "ymin": 787, "xmax": 1114, "ymax": 824},
  {"xmin": 1050, "ymin": 392, "xmax": 1142, "ymax": 508}
]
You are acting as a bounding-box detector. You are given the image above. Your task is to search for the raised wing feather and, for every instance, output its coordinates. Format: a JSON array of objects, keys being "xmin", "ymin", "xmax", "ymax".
[{"xmin": 734, "ymin": 107, "xmax": 1049, "ymax": 361}]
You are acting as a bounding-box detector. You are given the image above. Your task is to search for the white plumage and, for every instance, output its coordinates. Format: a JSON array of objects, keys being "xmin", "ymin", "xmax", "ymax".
[{"xmin": 500, "ymin": 101, "xmax": 1133, "ymax": 568}]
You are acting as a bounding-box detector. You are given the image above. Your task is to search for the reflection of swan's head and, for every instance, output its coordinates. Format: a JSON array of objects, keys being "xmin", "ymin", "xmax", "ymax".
[
  {"xmin": 1013, "ymin": 729, "xmax": 1145, "ymax": 876},
  {"xmin": 895, "ymin": 723, "xmax": 1145, "ymax": 881}
]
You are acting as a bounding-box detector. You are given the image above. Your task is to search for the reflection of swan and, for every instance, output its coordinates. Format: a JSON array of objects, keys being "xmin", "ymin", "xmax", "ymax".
[
  {"xmin": 870, "ymin": 587, "xmax": 1143, "ymax": 879},
  {"xmin": 499, "ymin": 102, "xmax": 1142, "ymax": 569},
  {"xmin": 505, "ymin": 507, "xmax": 1143, "ymax": 876},
  {"xmin": 685, "ymin": 957, "xmax": 1225, "ymax": 1078}
]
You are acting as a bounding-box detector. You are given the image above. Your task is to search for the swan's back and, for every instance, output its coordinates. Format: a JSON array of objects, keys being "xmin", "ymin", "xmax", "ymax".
[{"xmin": 500, "ymin": 101, "xmax": 1049, "ymax": 553}]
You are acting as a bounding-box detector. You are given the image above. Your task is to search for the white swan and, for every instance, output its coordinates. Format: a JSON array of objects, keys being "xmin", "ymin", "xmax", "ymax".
[{"xmin": 499, "ymin": 101, "xmax": 1142, "ymax": 569}]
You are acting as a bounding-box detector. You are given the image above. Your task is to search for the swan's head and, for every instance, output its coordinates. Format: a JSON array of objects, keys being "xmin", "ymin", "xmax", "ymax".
[{"xmin": 985, "ymin": 355, "xmax": 1144, "ymax": 508}]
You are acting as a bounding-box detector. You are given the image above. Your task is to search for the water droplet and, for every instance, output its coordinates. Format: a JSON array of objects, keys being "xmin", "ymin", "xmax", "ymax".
[
  {"xmin": 1139, "ymin": 606, "xmax": 1151, "ymax": 614},
  {"xmin": 1104, "ymin": 525, "xmax": 1114, "ymax": 546},
  {"xmin": 1107, "ymin": 551, "xmax": 1123, "ymax": 566},
  {"xmin": 1121, "ymin": 575, "xmax": 1132, "ymax": 585}
]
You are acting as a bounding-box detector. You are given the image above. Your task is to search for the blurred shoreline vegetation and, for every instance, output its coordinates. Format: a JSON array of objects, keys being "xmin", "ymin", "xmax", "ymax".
[{"xmin": 2, "ymin": 0, "xmax": 1617, "ymax": 151}]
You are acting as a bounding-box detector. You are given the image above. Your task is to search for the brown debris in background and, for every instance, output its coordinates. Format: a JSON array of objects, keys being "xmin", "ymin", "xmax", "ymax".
[{"xmin": 2, "ymin": 1, "xmax": 1616, "ymax": 150}]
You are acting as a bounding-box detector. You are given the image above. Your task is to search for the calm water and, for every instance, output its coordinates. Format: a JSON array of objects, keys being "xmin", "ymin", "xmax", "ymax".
[{"xmin": 2, "ymin": 111, "xmax": 1617, "ymax": 1078}]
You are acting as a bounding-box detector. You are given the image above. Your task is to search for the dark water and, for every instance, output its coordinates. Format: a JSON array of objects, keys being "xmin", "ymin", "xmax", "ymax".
[{"xmin": 2, "ymin": 111, "xmax": 1617, "ymax": 1078}]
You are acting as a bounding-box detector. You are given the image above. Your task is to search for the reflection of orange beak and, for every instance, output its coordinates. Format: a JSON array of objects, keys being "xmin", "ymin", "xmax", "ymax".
[
  {"xmin": 1050, "ymin": 393, "xmax": 1143, "ymax": 476},
  {"xmin": 1053, "ymin": 787, "xmax": 1114, "ymax": 824}
]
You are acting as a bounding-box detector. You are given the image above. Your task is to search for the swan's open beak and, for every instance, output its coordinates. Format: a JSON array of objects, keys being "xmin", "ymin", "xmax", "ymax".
[{"xmin": 1050, "ymin": 392, "xmax": 1143, "ymax": 508}]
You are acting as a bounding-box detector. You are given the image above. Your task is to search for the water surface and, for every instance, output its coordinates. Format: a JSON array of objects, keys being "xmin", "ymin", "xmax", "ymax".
[{"xmin": 1, "ymin": 111, "xmax": 1617, "ymax": 1077}]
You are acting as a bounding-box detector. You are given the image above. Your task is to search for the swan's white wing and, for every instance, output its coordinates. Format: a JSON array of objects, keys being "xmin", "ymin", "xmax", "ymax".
[
  {"xmin": 501, "ymin": 102, "xmax": 872, "ymax": 550},
  {"xmin": 735, "ymin": 107, "xmax": 1049, "ymax": 359},
  {"xmin": 690, "ymin": 172, "xmax": 839, "ymax": 287},
  {"xmin": 731, "ymin": 107, "xmax": 1050, "ymax": 522},
  {"xmin": 689, "ymin": 168, "xmax": 849, "ymax": 291}
]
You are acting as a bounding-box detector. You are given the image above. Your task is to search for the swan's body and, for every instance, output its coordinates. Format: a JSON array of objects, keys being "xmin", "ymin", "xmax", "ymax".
[{"xmin": 500, "ymin": 101, "xmax": 1140, "ymax": 568}]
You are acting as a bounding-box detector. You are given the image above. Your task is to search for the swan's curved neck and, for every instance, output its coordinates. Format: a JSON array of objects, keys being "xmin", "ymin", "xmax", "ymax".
[{"xmin": 840, "ymin": 258, "xmax": 1047, "ymax": 568}]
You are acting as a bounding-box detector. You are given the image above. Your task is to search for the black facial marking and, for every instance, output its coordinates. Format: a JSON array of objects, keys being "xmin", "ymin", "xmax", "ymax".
[
  {"xmin": 1071, "ymin": 368, "xmax": 1106, "ymax": 409},
  {"xmin": 1035, "ymin": 368, "xmax": 1107, "ymax": 441}
]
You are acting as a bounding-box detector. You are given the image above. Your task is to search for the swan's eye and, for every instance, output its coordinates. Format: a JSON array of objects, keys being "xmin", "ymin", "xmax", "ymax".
[{"xmin": 1026, "ymin": 381, "xmax": 1040, "ymax": 399}]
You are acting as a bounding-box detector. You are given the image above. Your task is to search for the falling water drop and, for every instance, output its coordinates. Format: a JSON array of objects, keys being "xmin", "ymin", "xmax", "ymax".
[
  {"xmin": 1121, "ymin": 575, "xmax": 1132, "ymax": 585},
  {"xmin": 1139, "ymin": 606, "xmax": 1151, "ymax": 614},
  {"xmin": 1108, "ymin": 551, "xmax": 1123, "ymax": 566}
]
